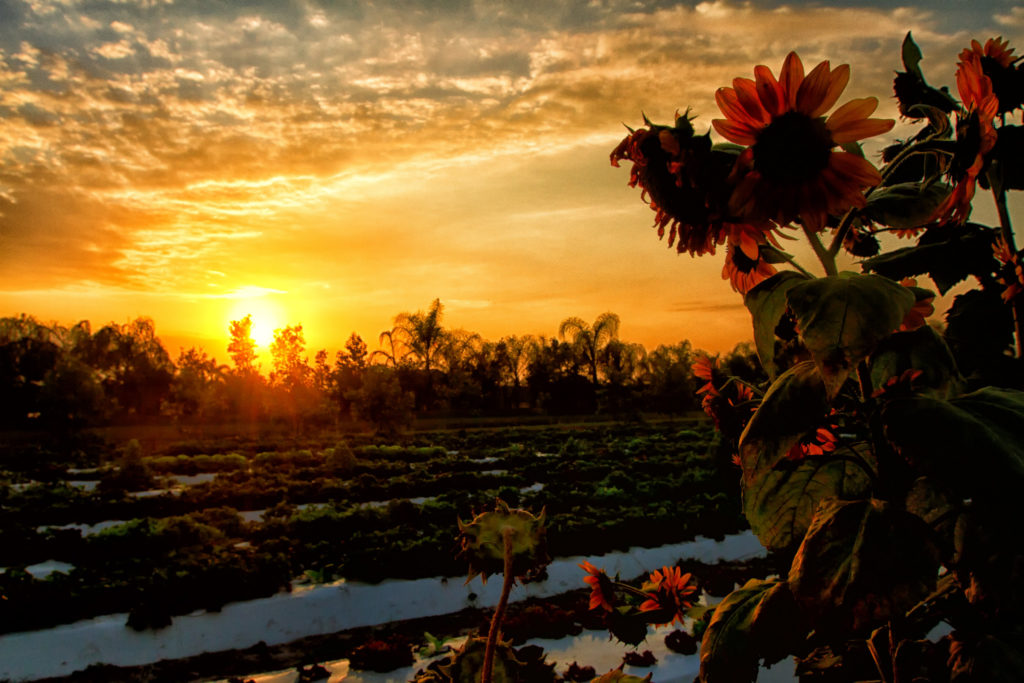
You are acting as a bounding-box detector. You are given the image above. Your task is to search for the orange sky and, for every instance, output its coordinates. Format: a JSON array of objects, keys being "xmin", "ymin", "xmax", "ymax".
[{"xmin": 1, "ymin": 1, "xmax": 1022, "ymax": 361}]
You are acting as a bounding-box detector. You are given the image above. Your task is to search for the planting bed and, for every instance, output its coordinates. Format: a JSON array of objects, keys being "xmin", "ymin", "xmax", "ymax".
[{"xmin": 0, "ymin": 419, "xmax": 754, "ymax": 680}]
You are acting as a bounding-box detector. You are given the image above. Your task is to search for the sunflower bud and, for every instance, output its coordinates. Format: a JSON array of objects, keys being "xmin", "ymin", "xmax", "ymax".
[
  {"xmin": 456, "ymin": 500, "xmax": 549, "ymax": 584},
  {"xmin": 591, "ymin": 667, "xmax": 653, "ymax": 683}
]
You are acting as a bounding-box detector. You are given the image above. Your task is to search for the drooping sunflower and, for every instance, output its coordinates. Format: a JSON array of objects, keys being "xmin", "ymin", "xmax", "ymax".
[
  {"xmin": 959, "ymin": 37, "xmax": 1023, "ymax": 116},
  {"xmin": 611, "ymin": 112, "xmax": 775, "ymax": 257},
  {"xmin": 712, "ymin": 52, "xmax": 895, "ymax": 232},
  {"xmin": 933, "ymin": 53, "xmax": 1000, "ymax": 225}
]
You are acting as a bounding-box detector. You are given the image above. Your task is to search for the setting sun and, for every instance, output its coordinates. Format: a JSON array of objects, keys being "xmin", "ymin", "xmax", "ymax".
[{"xmin": 228, "ymin": 293, "xmax": 286, "ymax": 349}]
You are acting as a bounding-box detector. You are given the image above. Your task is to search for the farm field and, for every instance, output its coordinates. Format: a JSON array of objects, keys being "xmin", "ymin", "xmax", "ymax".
[{"xmin": 0, "ymin": 418, "xmax": 766, "ymax": 682}]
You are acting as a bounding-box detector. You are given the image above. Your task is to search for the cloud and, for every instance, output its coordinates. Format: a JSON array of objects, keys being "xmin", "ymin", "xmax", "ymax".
[{"xmin": 1, "ymin": 0, "xmax": 1020, "ymax": 349}]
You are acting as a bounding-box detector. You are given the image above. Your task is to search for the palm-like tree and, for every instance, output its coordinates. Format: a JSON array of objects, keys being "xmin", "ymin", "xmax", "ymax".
[
  {"xmin": 393, "ymin": 298, "xmax": 448, "ymax": 373},
  {"xmin": 558, "ymin": 312, "xmax": 621, "ymax": 386}
]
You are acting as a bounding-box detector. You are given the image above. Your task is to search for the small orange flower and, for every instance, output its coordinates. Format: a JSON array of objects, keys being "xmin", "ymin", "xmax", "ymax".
[
  {"xmin": 692, "ymin": 353, "xmax": 717, "ymax": 394},
  {"xmin": 934, "ymin": 53, "xmax": 1000, "ymax": 225},
  {"xmin": 580, "ymin": 561, "xmax": 616, "ymax": 612},
  {"xmin": 721, "ymin": 229, "xmax": 778, "ymax": 294},
  {"xmin": 993, "ymin": 236, "xmax": 1024, "ymax": 303},
  {"xmin": 639, "ymin": 566, "xmax": 697, "ymax": 627},
  {"xmin": 787, "ymin": 426, "xmax": 837, "ymax": 460},
  {"xmin": 712, "ymin": 52, "xmax": 894, "ymax": 232},
  {"xmin": 871, "ymin": 368, "xmax": 924, "ymax": 398}
]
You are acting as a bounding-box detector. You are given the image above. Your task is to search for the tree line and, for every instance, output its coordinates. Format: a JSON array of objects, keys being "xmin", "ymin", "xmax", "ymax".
[{"xmin": 0, "ymin": 300, "xmax": 761, "ymax": 432}]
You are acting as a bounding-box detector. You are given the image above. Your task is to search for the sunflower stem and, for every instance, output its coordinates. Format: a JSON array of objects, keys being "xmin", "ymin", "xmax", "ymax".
[
  {"xmin": 992, "ymin": 178, "xmax": 1024, "ymax": 357},
  {"xmin": 803, "ymin": 224, "xmax": 838, "ymax": 276},
  {"xmin": 826, "ymin": 136, "xmax": 948, "ymax": 259},
  {"xmin": 481, "ymin": 527, "xmax": 515, "ymax": 683}
]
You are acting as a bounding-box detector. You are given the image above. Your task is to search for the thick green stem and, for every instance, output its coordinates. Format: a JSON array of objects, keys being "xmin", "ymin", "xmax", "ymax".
[
  {"xmin": 803, "ymin": 224, "xmax": 838, "ymax": 276},
  {"xmin": 481, "ymin": 528, "xmax": 515, "ymax": 683},
  {"xmin": 994, "ymin": 183, "xmax": 1024, "ymax": 357}
]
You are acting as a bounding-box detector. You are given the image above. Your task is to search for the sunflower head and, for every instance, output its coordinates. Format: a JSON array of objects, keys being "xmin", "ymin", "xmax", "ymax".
[
  {"xmin": 612, "ymin": 112, "xmax": 740, "ymax": 255},
  {"xmin": 456, "ymin": 500, "xmax": 549, "ymax": 584},
  {"xmin": 960, "ymin": 37, "xmax": 1024, "ymax": 114},
  {"xmin": 713, "ymin": 51, "xmax": 893, "ymax": 232},
  {"xmin": 934, "ymin": 54, "xmax": 1000, "ymax": 224}
]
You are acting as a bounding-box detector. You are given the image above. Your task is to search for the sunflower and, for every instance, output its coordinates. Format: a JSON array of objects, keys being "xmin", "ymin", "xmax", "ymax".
[
  {"xmin": 579, "ymin": 561, "xmax": 616, "ymax": 612},
  {"xmin": 959, "ymin": 37, "xmax": 1023, "ymax": 115},
  {"xmin": 639, "ymin": 566, "xmax": 697, "ymax": 628},
  {"xmin": 933, "ymin": 53, "xmax": 999, "ymax": 225},
  {"xmin": 712, "ymin": 52, "xmax": 895, "ymax": 232},
  {"xmin": 721, "ymin": 225, "xmax": 778, "ymax": 293},
  {"xmin": 611, "ymin": 113, "xmax": 749, "ymax": 256}
]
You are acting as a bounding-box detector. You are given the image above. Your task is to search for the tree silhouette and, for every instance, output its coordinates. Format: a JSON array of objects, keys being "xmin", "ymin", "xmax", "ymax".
[
  {"xmin": 269, "ymin": 324, "xmax": 309, "ymax": 389},
  {"xmin": 227, "ymin": 315, "xmax": 258, "ymax": 374},
  {"xmin": 496, "ymin": 335, "xmax": 536, "ymax": 408},
  {"xmin": 393, "ymin": 298, "xmax": 449, "ymax": 373},
  {"xmin": 558, "ymin": 312, "xmax": 621, "ymax": 386}
]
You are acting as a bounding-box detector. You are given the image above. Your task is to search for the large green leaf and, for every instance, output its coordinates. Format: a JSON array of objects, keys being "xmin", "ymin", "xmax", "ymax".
[
  {"xmin": 788, "ymin": 498, "xmax": 941, "ymax": 633},
  {"xmin": 901, "ymin": 31, "xmax": 923, "ymax": 78},
  {"xmin": 863, "ymin": 181, "xmax": 951, "ymax": 231},
  {"xmin": 743, "ymin": 443, "xmax": 874, "ymax": 554},
  {"xmin": 744, "ymin": 271, "xmax": 811, "ymax": 379},
  {"xmin": 869, "ymin": 325, "xmax": 962, "ymax": 399},
  {"xmin": 861, "ymin": 222, "xmax": 998, "ymax": 295},
  {"xmin": 699, "ymin": 578, "xmax": 803, "ymax": 683},
  {"xmin": 787, "ymin": 273, "xmax": 915, "ymax": 397},
  {"xmin": 737, "ymin": 361, "xmax": 828, "ymax": 486},
  {"xmin": 881, "ymin": 387, "xmax": 1024, "ymax": 500}
]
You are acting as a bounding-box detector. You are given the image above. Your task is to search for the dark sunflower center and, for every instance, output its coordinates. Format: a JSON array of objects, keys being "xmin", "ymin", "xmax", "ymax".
[{"xmin": 752, "ymin": 111, "xmax": 834, "ymax": 183}]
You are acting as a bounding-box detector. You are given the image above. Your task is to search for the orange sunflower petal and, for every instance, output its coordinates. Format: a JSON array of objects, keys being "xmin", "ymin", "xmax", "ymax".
[
  {"xmin": 828, "ymin": 150, "xmax": 883, "ymax": 188},
  {"xmin": 754, "ymin": 65, "xmax": 785, "ymax": 117},
  {"xmin": 826, "ymin": 97, "xmax": 878, "ymax": 129},
  {"xmin": 810, "ymin": 63, "xmax": 850, "ymax": 117},
  {"xmin": 830, "ymin": 117, "xmax": 895, "ymax": 144},
  {"xmin": 795, "ymin": 60, "xmax": 833, "ymax": 115},
  {"xmin": 712, "ymin": 118, "xmax": 758, "ymax": 145},
  {"xmin": 733, "ymin": 77, "xmax": 770, "ymax": 124},
  {"xmin": 779, "ymin": 51, "xmax": 804, "ymax": 107},
  {"xmin": 716, "ymin": 87, "xmax": 762, "ymax": 127}
]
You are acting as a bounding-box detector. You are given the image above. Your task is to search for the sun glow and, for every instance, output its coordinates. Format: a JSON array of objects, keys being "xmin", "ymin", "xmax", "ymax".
[{"xmin": 227, "ymin": 296, "xmax": 286, "ymax": 349}]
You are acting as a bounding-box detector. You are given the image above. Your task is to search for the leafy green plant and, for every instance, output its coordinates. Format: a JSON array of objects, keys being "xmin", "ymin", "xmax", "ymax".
[{"xmin": 607, "ymin": 34, "xmax": 1024, "ymax": 682}]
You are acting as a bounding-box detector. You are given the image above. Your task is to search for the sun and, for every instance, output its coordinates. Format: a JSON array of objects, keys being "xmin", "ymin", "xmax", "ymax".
[{"xmin": 228, "ymin": 296, "xmax": 285, "ymax": 350}]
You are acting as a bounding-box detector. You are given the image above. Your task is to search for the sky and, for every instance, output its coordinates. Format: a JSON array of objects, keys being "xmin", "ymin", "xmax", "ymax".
[{"xmin": 1, "ymin": 0, "xmax": 1023, "ymax": 361}]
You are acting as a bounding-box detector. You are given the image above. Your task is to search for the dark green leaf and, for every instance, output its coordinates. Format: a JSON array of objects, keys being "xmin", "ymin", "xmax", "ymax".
[
  {"xmin": 787, "ymin": 273, "xmax": 915, "ymax": 396},
  {"xmin": 737, "ymin": 361, "xmax": 828, "ymax": 485},
  {"xmin": 861, "ymin": 222, "xmax": 998, "ymax": 295},
  {"xmin": 881, "ymin": 387, "xmax": 1024, "ymax": 501},
  {"xmin": 991, "ymin": 125, "xmax": 1024, "ymax": 191},
  {"xmin": 902, "ymin": 32, "xmax": 923, "ymax": 77},
  {"xmin": 944, "ymin": 288, "xmax": 1015, "ymax": 371},
  {"xmin": 743, "ymin": 442, "xmax": 874, "ymax": 554},
  {"xmin": 788, "ymin": 499, "xmax": 940, "ymax": 632},
  {"xmin": 869, "ymin": 325, "xmax": 962, "ymax": 399},
  {"xmin": 863, "ymin": 181, "xmax": 951, "ymax": 230},
  {"xmin": 744, "ymin": 271, "xmax": 812, "ymax": 379},
  {"xmin": 949, "ymin": 633, "xmax": 1024, "ymax": 683},
  {"xmin": 699, "ymin": 579, "xmax": 804, "ymax": 683}
]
